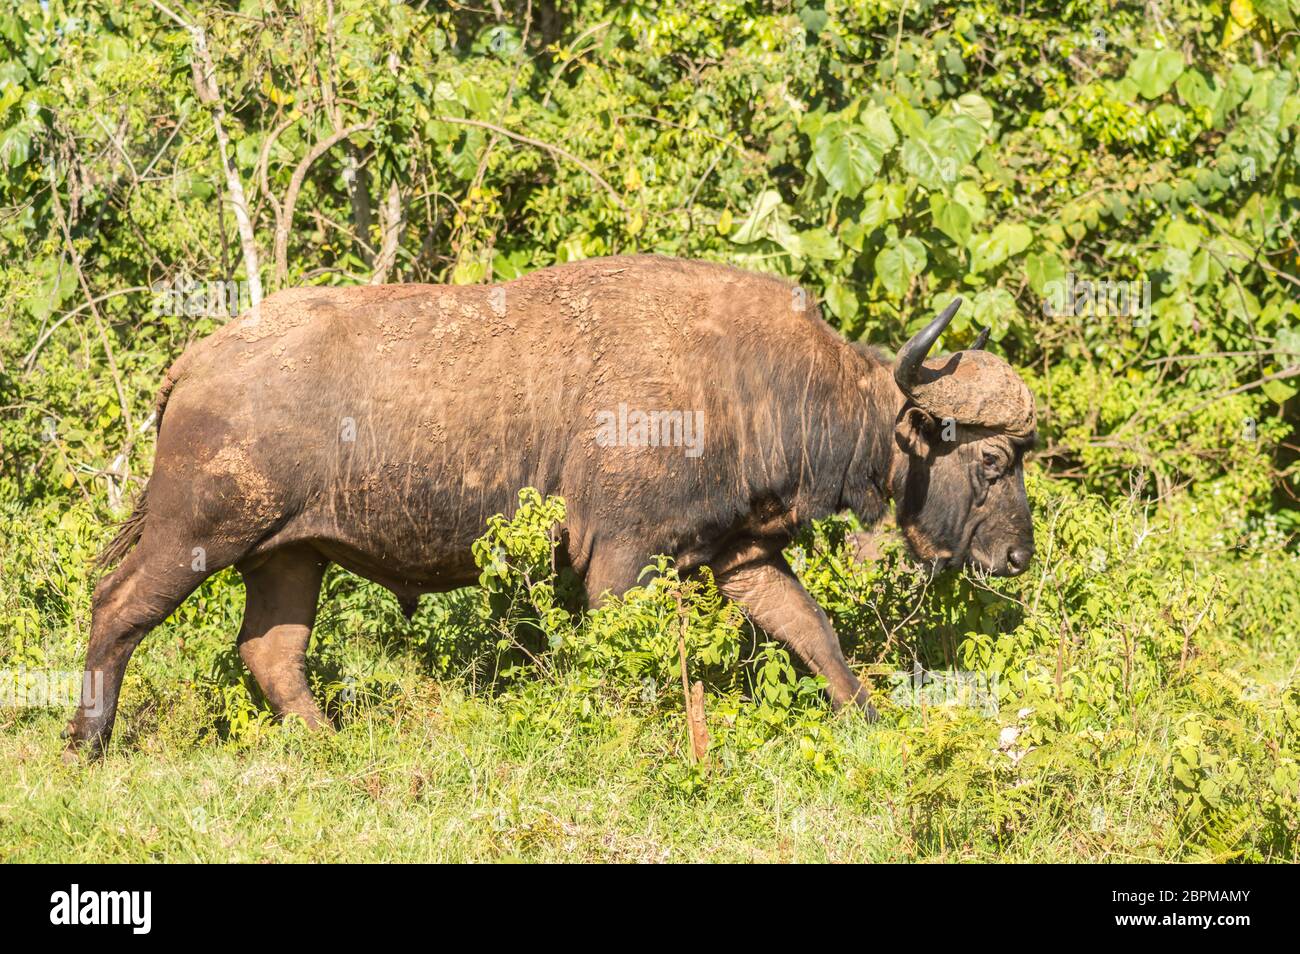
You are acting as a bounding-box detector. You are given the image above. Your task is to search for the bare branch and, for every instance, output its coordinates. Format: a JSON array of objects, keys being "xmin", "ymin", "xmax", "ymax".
[
  {"xmin": 150, "ymin": 0, "xmax": 263, "ymax": 304},
  {"xmin": 433, "ymin": 115, "xmax": 628, "ymax": 211},
  {"xmin": 272, "ymin": 121, "xmax": 374, "ymax": 287},
  {"xmin": 369, "ymin": 180, "xmax": 403, "ymax": 285}
]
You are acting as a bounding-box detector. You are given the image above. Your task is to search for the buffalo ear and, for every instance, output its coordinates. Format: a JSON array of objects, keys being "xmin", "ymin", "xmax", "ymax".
[{"xmin": 895, "ymin": 406, "xmax": 936, "ymax": 457}]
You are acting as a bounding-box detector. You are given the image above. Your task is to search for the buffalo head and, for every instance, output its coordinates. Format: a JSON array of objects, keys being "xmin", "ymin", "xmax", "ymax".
[{"xmin": 889, "ymin": 299, "xmax": 1036, "ymax": 577}]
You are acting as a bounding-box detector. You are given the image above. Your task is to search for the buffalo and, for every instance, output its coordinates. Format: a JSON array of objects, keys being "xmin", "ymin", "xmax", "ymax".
[{"xmin": 65, "ymin": 255, "xmax": 1035, "ymax": 758}]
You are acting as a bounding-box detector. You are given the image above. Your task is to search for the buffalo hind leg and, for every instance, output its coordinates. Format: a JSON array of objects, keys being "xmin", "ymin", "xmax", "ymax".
[
  {"xmin": 64, "ymin": 533, "xmax": 209, "ymax": 761},
  {"xmin": 717, "ymin": 559, "xmax": 876, "ymax": 716},
  {"xmin": 236, "ymin": 546, "xmax": 329, "ymax": 729}
]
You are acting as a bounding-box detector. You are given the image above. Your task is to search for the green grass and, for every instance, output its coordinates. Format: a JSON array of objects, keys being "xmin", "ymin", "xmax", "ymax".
[{"xmin": 0, "ymin": 670, "xmax": 1201, "ymax": 863}]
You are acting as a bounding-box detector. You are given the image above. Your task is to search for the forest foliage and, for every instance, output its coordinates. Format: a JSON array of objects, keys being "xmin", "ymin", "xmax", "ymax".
[{"xmin": 1, "ymin": 1, "xmax": 1299, "ymax": 861}]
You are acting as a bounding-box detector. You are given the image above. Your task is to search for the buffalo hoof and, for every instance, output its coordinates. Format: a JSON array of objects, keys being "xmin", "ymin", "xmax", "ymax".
[
  {"xmin": 277, "ymin": 706, "xmax": 334, "ymax": 732},
  {"xmin": 830, "ymin": 687, "xmax": 879, "ymax": 721},
  {"xmin": 60, "ymin": 721, "xmax": 108, "ymax": 764}
]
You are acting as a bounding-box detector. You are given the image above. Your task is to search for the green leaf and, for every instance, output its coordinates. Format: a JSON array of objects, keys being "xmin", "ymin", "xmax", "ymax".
[
  {"xmin": 876, "ymin": 237, "xmax": 927, "ymax": 298},
  {"xmin": 0, "ymin": 123, "xmax": 31, "ymax": 168},
  {"xmin": 1165, "ymin": 219, "xmax": 1203, "ymax": 253},
  {"xmin": 788, "ymin": 227, "xmax": 840, "ymax": 260},
  {"xmin": 235, "ymin": 134, "xmax": 260, "ymax": 172},
  {"xmin": 901, "ymin": 114, "xmax": 984, "ymax": 191},
  {"xmin": 859, "ymin": 182, "xmax": 907, "ymax": 229},
  {"xmin": 1277, "ymin": 326, "xmax": 1300, "ymax": 356},
  {"xmin": 840, "ymin": 219, "xmax": 868, "ymax": 252},
  {"xmin": 971, "ymin": 287, "xmax": 1017, "ymax": 340},
  {"xmin": 954, "ymin": 180, "xmax": 988, "ymax": 223},
  {"xmin": 730, "ymin": 189, "xmax": 784, "ymax": 245},
  {"xmin": 824, "ymin": 280, "xmax": 859, "ymax": 322},
  {"xmin": 1162, "ymin": 246, "xmax": 1192, "ymax": 285},
  {"xmin": 812, "ymin": 107, "xmax": 895, "ymax": 198},
  {"xmin": 0, "ymin": 82, "xmax": 22, "ymax": 117},
  {"xmin": 1255, "ymin": 0, "xmax": 1297, "ymax": 27},
  {"xmin": 1187, "ymin": 248, "xmax": 1216, "ymax": 287},
  {"xmin": 952, "ymin": 93, "xmax": 994, "ymax": 131},
  {"xmin": 969, "ymin": 223, "xmax": 1033, "ymax": 274},
  {"xmin": 456, "ymin": 79, "xmax": 495, "ymax": 117},
  {"xmin": 931, "ymin": 194, "xmax": 972, "ymax": 246},
  {"xmin": 1176, "ymin": 69, "xmax": 1219, "ymax": 113},
  {"xmin": 886, "ymin": 93, "xmax": 927, "ymax": 138},
  {"xmin": 1025, "ymin": 250, "xmax": 1066, "ymax": 296},
  {"xmin": 22, "ymin": 256, "xmax": 76, "ymax": 320},
  {"xmin": 1262, "ymin": 376, "xmax": 1298, "ymax": 404},
  {"xmin": 448, "ymin": 126, "xmax": 485, "ymax": 179},
  {"xmin": 1127, "ymin": 48, "xmax": 1186, "ymax": 99}
]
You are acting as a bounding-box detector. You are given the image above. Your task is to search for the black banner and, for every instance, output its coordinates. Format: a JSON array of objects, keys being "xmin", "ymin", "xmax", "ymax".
[{"xmin": 0, "ymin": 864, "xmax": 1284, "ymax": 939}]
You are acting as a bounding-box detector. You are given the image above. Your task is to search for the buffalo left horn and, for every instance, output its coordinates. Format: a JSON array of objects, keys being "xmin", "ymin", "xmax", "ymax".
[
  {"xmin": 894, "ymin": 300, "xmax": 1036, "ymax": 437},
  {"xmin": 894, "ymin": 297, "xmax": 963, "ymax": 397}
]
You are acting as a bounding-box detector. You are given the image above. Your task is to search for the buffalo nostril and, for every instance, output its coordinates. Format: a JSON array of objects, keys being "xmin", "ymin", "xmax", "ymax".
[{"xmin": 1006, "ymin": 546, "xmax": 1033, "ymax": 574}]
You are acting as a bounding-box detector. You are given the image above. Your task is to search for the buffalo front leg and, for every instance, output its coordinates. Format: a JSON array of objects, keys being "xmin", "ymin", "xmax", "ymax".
[
  {"xmin": 582, "ymin": 545, "xmax": 647, "ymax": 608},
  {"xmin": 236, "ymin": 546, "xmax": 330, "ymax": 729},
  {"xmin": 717, "ymin": 560, "xmax": 875, "ymax": 716}
]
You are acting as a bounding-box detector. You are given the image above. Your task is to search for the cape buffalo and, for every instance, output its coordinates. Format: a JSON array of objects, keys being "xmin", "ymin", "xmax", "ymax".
[{"xmin": 65, "ymin": 254, "xmax": 1036, "ymax": 758}]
